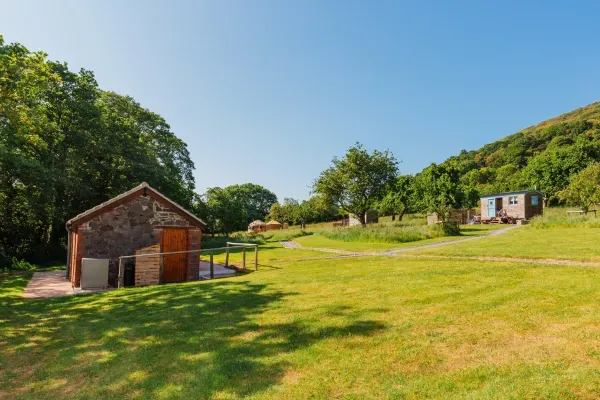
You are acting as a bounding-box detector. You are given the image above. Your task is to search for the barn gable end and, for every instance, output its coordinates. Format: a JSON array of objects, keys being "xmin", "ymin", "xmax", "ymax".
[{"xmin": 67, "ymin": 183, "xmax": 204, "ymax": 288}]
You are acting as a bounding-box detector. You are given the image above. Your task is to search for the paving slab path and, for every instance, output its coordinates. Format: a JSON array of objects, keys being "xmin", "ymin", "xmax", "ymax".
[
  {"xmin": 199, "ymin": 260, "xmax": 240, "ymax": 279},
  {"xmin": 23, "ymin": 271, "xmax": 73, "ymax": 299}
]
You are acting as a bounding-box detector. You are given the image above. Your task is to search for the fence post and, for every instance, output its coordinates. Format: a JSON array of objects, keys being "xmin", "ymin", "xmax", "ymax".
[
  {"xmin": 254, "ymin": 245, "xmax": 258, "ymax": 271},
  {"xmin": 225, "ymin": 242, "xmax": 229, "ymax": 267},
  {"xmin": 118, "ymin": 258, "xmax": 124, "ymax": 288},
  {"xmin": 210, "ymin": 251, "xmax": 214, "ymax": 279},
  {"xmin": 243, "ymin": 246, "xmax": 246, "ymax": 270}
]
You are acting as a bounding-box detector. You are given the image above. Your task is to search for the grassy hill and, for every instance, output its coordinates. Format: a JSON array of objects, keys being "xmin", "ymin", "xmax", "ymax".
[{"xmin": 442, "ymin": 102, "xmax": 600, "ymax": 204}]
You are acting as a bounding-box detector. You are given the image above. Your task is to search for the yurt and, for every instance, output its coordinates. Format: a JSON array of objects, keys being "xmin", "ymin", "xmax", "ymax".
[
  {"xmin": 248, "ymin": 220, "xmax": 267, "ymax": 233},
  {"xmin": 266, "ymin": 220, "xmax": 282, "ymax": 230}
]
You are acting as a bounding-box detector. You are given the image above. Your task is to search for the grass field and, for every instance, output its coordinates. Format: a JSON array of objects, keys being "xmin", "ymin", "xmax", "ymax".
[
  {"xmin": 5, "ymin": 222, "xmax": 600, "ymax": 399},
  {"xmin": 406, "ymin": 226, "xmax": 600, "ymax": 262},
  {"xmin": 4, "ymin": 241, "xmax": 600, "ymax": 399}
]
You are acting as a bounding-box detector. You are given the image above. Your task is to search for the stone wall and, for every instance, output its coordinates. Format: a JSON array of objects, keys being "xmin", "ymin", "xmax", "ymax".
[{"xmin": 76, "ymin": 195, "xmax": 194, "ymax": 287}]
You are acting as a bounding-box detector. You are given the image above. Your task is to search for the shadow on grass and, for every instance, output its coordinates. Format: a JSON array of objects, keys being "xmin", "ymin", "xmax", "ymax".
[{"xmin": 1, "ymin": 278, "xmax": 386, "ymax": 399}]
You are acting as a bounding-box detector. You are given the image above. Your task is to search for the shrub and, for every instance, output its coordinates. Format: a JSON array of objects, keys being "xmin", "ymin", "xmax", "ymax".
[
  {"xmin": 441, "ymin": 221, "xmax": 461, "ymax": 236},
  {"xmin": 8, "ymin": 258, "xmax": 38, "ymax": 271}
]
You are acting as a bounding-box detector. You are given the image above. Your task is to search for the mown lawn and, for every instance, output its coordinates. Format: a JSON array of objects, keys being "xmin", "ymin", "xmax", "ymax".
[
  {"xmin": 407, "ymin": 226, "xmax": 600, "ymax": 261},
  {"xmin": 3, "ymin": 241, "xmax": 600, "ymax": 399}
]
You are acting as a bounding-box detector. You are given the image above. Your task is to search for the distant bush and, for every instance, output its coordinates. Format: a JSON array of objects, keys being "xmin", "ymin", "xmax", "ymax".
[
  {"xmin": 202, "ymin": 233, "xmax": 265, "ymax": 249},
  {"xmin": 312, "ymin": 223, "xmax": 450, "ymax": 244},
  {"xmin": 261, "ymin": 230, "xmax": 312, "ymax": 242},
  {"xmin": 202, "ymin": 230, "xmax": 313, "ymax": 249}
]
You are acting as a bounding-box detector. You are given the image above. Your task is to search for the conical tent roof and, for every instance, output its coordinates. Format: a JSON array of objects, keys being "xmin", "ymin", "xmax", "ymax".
[
  {"xmin": 266, "ymin": 220, "xmax": 281, "ymax": 225},
  {"xmin": 248, "ymin": 220, "xmax": 266, "ymax": 228}
]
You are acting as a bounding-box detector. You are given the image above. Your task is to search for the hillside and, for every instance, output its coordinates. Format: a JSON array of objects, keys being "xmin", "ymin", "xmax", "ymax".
[{"xmin": 442, "ymin": 102, "xmax": 600, "ymax": 205}]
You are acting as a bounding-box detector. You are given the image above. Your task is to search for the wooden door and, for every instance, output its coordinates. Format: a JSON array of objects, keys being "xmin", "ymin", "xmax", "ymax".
[
  {"xmin": 487, "ymin": 199, "xmax": 496, "ymax": 217},
  {"xmin": 162, "ymin": 228, "xmax": 188, "ymax": 282}
]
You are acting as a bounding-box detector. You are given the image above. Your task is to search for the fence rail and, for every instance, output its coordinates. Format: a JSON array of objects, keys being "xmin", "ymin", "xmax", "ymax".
[{"xmin": 117, "ymin": 242, "xmax": 259, "ymax": 288}]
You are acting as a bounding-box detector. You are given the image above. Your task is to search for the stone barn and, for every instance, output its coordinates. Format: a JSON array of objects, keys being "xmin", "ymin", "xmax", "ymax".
[{"xmin": 66, "ymin": 182, "xmax": 206, "ymax": 288}]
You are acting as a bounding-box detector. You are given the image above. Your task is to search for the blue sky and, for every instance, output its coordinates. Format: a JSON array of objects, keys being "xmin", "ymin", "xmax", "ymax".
[{"xmin": 2, "ymin": 1, "xmax": 600, "ymax": 200}]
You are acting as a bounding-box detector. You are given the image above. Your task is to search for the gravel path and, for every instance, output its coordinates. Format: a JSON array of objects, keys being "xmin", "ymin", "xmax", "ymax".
[
  {"xmin": 381, "ymin": 226, "xmax": 517, "ymax": 255},
  {"xmin": 396, "ymin": 254, "xmax": 600, "ymax": 268}
]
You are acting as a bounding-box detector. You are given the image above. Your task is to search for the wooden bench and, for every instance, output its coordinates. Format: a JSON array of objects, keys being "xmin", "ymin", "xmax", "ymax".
[{"xmin": 567, "ymin": 210, "xmax": 597, "ymax": 217}]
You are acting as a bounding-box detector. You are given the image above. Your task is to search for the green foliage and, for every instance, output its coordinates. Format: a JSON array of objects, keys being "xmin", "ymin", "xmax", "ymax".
[
  {"xmin": 412, "ymin": 163, "xmax": 472, "ymax": 218},
  {"xmin": 313, "ymin": 142, "xmax": 398, "ymax": 225},
  {"xmin": 441, "ymin": 221, "xmax": 461, "ymax": 236},
  {"xmin": 0, "ymin": 36, "xmax": 196, "ymax": 267},
  {"xmin": 202, "ymin": 184, "xmax": 278, "ymax": 235},
  {"xmin": 268, "ymin": 196, "xmax": 340, "ymax": 226},
  {"xmin": 447, "ymin": 102, "xmax": 600, "ymax": 205},
  {"xmin": 557, "ymin": 162, "xmax": 600, "ymax": 212},
  {"xmin": 377, "ymin": 175, "xmax": 414, "ymax": 220}
]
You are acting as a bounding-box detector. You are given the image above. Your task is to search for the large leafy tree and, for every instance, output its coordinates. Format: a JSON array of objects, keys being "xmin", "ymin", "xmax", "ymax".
[
  {"xmin": 0, "ymin": 36, "xmax": 196, "ymax": 266},
  {"xmin": 377, "ymin": 175, "xmax": 414, "ymax": 221},
  {"xmin": 203, "ymin": 183, "xmax": 277, "ymax": 235},
  {"xmin": 313, "ymin": 143, "xmax": 398, "ymax": 225},
  {"xmin": 558, "ymin": 163, "xmax": 600, "ymax": 212},
  {"xmin": 413, "ymin": 163, "xmax": 466, "ymax": 219}
]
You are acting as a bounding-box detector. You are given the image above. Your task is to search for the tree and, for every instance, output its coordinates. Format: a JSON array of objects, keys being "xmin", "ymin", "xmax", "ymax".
[
  {"xmin": 0, "ymin": 36, "xmax": 197, "ymax": 266},
  {"xmin": 377, "ymin": 175, "xmax": 414, "ymax": 221},
  {"xmin": 204, "ymin": 183, "xmax": 278, "ymax": 235},
  {"xmin": 558, "ymin": 163, "xmax": 600, "ymax": 212},
  {"xmin": 267, "ymin": 202, "xmax": 284, "ymax": 223},
  {"xmin": 312, "ymin": 143, "xmax": 398, "ymax": 225},
  {"xmin": 413, "ymin": 163, "xmax": 465, "ymax": 219},
  {"xmin": 203, "ymin": 187, "xmax": 247, "ymax": 236}
]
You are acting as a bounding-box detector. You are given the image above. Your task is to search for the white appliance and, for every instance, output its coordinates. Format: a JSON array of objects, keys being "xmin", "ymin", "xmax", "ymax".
[{"xmin": 81, "ymin": 258, "xmax": 109, "ymax": 289}]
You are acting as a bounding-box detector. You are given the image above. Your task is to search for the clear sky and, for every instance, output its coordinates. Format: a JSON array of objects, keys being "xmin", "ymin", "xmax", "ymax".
[{"xmin": 2, "ymin": 1, "xmax": 600, "ymax": 200}]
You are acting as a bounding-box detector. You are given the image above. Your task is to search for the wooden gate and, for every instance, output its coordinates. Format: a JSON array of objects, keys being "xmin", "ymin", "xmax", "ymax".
[{"xmin": 161, "ymin": 228, "xmax": 188, "ymax": 282}]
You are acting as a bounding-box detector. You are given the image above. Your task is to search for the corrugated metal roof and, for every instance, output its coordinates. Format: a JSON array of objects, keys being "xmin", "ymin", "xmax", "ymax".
[{"xmin": 480, "ymin": 190, "xmax": 544, "ymax": 199}]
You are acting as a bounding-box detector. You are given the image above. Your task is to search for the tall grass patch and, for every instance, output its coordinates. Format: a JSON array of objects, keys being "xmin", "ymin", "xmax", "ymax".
[
  {"xmin": 530, "ymin": 207, "xmax": 600, "ymax": 228},
  {"xmin": 313, "ymin": 223, "xmax": 447, "ymax": 244}
]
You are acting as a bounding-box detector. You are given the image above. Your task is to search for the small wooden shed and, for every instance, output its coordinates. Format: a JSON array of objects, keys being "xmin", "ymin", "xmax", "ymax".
[
  {"xmin": 66, "ymin": 182, "xmax": 206, "ymax": 288},
  {"xmin": 481, "ymin": 190, "xmax": 544, "ymax": 221},
  {"xmin": 266, "ymin": 220, "xmax": 282, "ymax": 230}
]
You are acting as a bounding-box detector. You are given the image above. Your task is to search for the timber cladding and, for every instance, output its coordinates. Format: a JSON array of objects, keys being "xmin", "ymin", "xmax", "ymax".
[{"xmin": 135, "ymin": 244, "xmax": 161, "ymax": 286}]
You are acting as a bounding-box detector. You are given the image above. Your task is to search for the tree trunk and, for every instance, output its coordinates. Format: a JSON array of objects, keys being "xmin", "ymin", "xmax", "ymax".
[
  {"xmin": 358, "ymin": 212, "xmax": 367, "ymax": 226},
  {"xmin": 391, "ymin": 214, "xmax": 396, "ymax": 221},
  {"xmin": 398, "ymin": 208, "xmax": 407, "ymax": 222}
]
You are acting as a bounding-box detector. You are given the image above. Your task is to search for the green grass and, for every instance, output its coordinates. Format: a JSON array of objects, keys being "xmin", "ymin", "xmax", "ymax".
[
  {"xmin": 312, "ymin": 223, "xmax": 445, "ymax": 244},
  {"xmin": 5, "ymin": 244, "xmax": 600, "ymax": 398},
  {"xmin": 407, "ymin": 226, "xmax": 600, "ymax": 261},
  {"xmin": 293, "ymin": 234, "xmax": 463, "ymax": 252},
  {"xmin": 530, "ymin": 207, "xmax": 600, "ymax": 229},
  {"xmin": 292, "ymin": 224, "xmax": 505, "ymax": 253}
]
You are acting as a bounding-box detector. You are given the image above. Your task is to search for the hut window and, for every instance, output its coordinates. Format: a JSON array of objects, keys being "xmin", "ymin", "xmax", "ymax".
[
  {"xmin": 531, "ymin": 196, "xmax": 539, "ymax": 206},
  {"xmin": 509, "ymin": 196, "xmax": 518, "ymax": 205}
]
